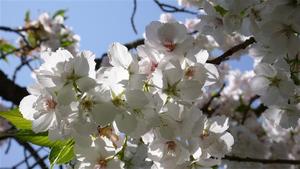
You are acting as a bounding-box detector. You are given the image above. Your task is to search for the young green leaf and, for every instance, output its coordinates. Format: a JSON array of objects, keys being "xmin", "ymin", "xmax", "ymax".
[
  {"xmin": 52, "ymin": 9, "xmax": 67, "ymax": 19},
  {"xmin": 0, "ymin": 42, "xmax": 16, "ymax": 53},
  {"xmin": 0, "ymin": 109, "xmax": 32, "ymax": 129},
  {"xmin": 214, "ymin": 5, "xmax": 228, "ymax": 17},
  {"xmin": 49, "ymin": 140, "xmax": 75, "ymax": 169},
  {"xmin": 25, "ymin": 10, "xmax": 30, "ymax": 22},
  {"xmin": 16, "ymin": 129, "xmax": 69, "ymax": 148}
]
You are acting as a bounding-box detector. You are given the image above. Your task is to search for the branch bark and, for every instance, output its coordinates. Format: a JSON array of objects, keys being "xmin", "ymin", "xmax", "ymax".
[
  {"xmin": 224, "ymin": 155, "xmax": 300, "ymax": 165},
  {"xmin": 0, "ymin": 70, "xmax": 29, "ymax": 105},
  {"xmin": 206, "ymin": 37, "xmax": 256, "ymax": 65},
  {"xmin": 153, "ymin": 0, "xmax": 199, "ymax": 15},
  {"xmin": 16, "ymin": 139, "xmax": 48, "ymax": 169}
]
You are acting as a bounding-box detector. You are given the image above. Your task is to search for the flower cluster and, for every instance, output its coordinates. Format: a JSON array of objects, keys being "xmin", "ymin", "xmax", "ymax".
[
  {"xmin": 19, "ymin": 11, "xmax": 79, "ymax": 56},
  {"xmin": 20, "ymin": 21, "xmax": 234, "ymax": 168},
  {"xmin": 16, "ymin": 0, "xmax": 300, "ymax": 168}
]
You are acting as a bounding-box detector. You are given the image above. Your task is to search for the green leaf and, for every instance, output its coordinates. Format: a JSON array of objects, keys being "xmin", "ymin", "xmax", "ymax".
[
  {"xmin": 0, "ymin": 109, "xmax": 32, "ymax": 129},
  {"xmin": 214, "ymin": 5, "xmax": 228, "ymax": 17},
  {"xmin": 52, "ymin": 9, "xmax": 67, "ymax": 19},
  {"xmin": 16, "ymin": 130, "xmax": 69, "ymax": 148},
  {"xmin": 235, "ymin": 104, "xmax": 249, "ymax": 113},
  {"xmin": 60, "ymin": 40, "xmax": 75, "ymax": 48},
  {"xmin": 49, "ymin": 140, "xmax": 75, "ymax": 169},
  {"xmin": 28, "ymin": 32, "xmax": 38, "ymax": 47},
  {"xmin": 0, "ymin": 42, "xmax": 16, "ymax": 53},
  {"xmin": 25, "ymin": 10, "xmax": 30, "ymax": 22},
  {"xmin": 212, "ymin": 166, "xmax": 219, "ymax": 169}
]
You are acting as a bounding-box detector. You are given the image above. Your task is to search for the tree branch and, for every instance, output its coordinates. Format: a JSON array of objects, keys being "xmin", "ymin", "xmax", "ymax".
[
  {"xmin": 153, "ymin": 0, "xmax": 199, "ymax": 16},
  {"xmin": 131, "ymin": 0, "xmax": 138, "ymax": 34},
  {"xmin": 0, "ymin": 70, "xmax": 29, "ymax": 105},
  {"xmin": 0, "ymin": 26, "xmax": 33, "ymax": 47},
  {"xmin": 241, "ymin": 95, "xmax": 260, "ymax": 124},
  {"xmin": 207, "ymin": 37, "xmax": 256, "ymax": 65},
  {"xmin": 16, "ymin": 139, "xmax": 48, "ymax": 169},
  {"xmin": 201, "ymin": 84, "xmax": 225, "ymax": 116},
  {"xmin": 224, "ymin": 155, "xmax": 300, "ymax": 165}
]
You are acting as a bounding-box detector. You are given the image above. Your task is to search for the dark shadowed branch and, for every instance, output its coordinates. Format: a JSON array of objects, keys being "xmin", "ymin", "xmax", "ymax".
[
  {"xmin": 206, "ymin": 37, "xmax": 256, "ymax": 65},
  {"xmin": 16, "ymin": 139, "xmax": 48, "ymax": 169},
  {"xmin": 224, "ymin": 155, "xmax": 300, "ymax": 165},
  {"xmin": 0, "ymin": 26, "xmax": 35, "ymax": 47},
  {"xmin": 153, "ymin": 0, "xmax": 199, "ymax": 16},
  {"xmin": 201, "ymin": 84, "xmax": 225, "ymax": 116},
  {"xmin": 0, "ymin": 70, "xmax": 29, "ymax": 105}
]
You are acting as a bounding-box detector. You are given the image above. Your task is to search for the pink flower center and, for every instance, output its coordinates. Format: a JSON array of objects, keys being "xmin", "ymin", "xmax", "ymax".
[
  {"xmin": 185, "ymin": 67, "xmax": 195, "ymax": 80},
  {"xmin": 165, "ymin": 140, "xmax": 176, "ymax": 151},
  {"xmin": 150, "ymin": 62, "xmax": 158, "ymax": 72},
  {"xmin": 45, "ymin": 99, "xmax": 57, "ymax": 111},
  {"xmin": 200, "ymin": 130, "xmax": 210, "ymax": 140},
  {"xmin": 163, "ymin": 41, "xmax": 176, "ymax": 52},
  {"xmin": 94, "ymin": 159, "xmax": 107, "ymax": 169}
]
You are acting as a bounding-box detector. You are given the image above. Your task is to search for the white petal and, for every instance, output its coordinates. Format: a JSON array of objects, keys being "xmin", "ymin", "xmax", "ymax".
[
  {"xmin": 125, "ymin": 90, "xmax": 149, "ymax": 109},
  {"xmin": 76, "ymin": 77, "xmax": 96, "ymax": 92},
  {"xmin": 254, "ymin": 63, "xmax": 276, "ymax": 77},
  {"xmin": 108, "ymin": 42, "xmax": 132, "ymax": 69},
  {"xmin": 209, "ymin": 116, "xmax": 229, "ymax": 133},
  {"xmin": 91, "ymin": 102, "xmax": 118, "ymax": 125},
  {"xmin": 195, "ymin": 50, "xmax": 209, "ymax": 64},
  {"xmin": 19, "ymin": 95, "xmax": 37, "ymax": 120},
  {"xmin": 250, "ymin": 76, "xmax": 270, "ymax": 94},
  {"xmin": 114, "ymin": 113, "xmax": 137, "ymax": 134},
  {"xmin": 32, "ymin": 112, "xmax": 56, "ymax": 133},
  {"xmin": 204, "ymin": 63, "xmax": 219, "ymax": 86}
]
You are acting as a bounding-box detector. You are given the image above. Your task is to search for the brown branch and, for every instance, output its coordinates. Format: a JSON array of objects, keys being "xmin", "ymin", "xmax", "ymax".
[
  {"xmin": 207, "ymin": 37, "xmax": 256, "ymax": 65},
  {"xmin": 153, "ymin": 0, "xmax": 199, "ymax": 15},
  {"xmin": 241, "ymin": 95, "xmax": 260, "ymax": 124},
  {"xmin": 131, "ymin": 0, "xmax": 138, "ymax": 34},
  {"xmin": 16, "ymin": 139, "xmax": 48, "ymax": 169},
  {"xmin": 224, "ymin": 155, "xmax": 300, "ymax": 165},
  {"xmin": 11, "ymin": 147, "xmax": 44, "ymax": 168},
  {"xmin": 0, "ymin": 26, "xmax": 35, "ymax": 32},
  {"xmin": 95, "ymin": 38, "xmax": 144, "ymax": 69},
  {"xmin": 201, "ymin": 84, "xmax": 225, "ymax": 116},
  {"xmin": 252, "ymin": 103, "xmax": 267, "ymax": 117},
  {"xmin": 0, "ymin": 70, "xmax": 29, "ymax": 105},
  {"xmin": 0, "ymin": 26, "xmax": 33, "ymax": 47},
  {"xmin": 12, "ymin": 57, "xmax": 35, "ymax": 82},
  {"xmin": 28, "ymin": 155, "xmax": 48, "ymax": 169}
]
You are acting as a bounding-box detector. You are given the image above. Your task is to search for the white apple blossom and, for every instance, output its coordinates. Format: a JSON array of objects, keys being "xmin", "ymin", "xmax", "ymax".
[{"xmin": 15, "ymin": 1, "xmax": 300, "ymax": 168}]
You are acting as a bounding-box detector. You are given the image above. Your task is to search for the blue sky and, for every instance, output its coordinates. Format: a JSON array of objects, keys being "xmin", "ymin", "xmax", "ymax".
[{"xmin": 0, "ymin": 0, "xmax": 253, "ymax": 168}]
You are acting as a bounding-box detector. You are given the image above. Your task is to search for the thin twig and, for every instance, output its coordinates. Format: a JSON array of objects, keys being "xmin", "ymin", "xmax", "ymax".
[
  {"xmin": 16, "ymin": 139, "xmax": 48, "ymax": 169},
  {"xmin": 131, "ymin": 0, "xmax": 138, "ymax": 34},
  {"xmin": 12, "ymin": 57, "xmax": 35, "ymax": 82},
  {"xmin": 11, "ymin": 147, "xmax": 44, "ymax": 168},
  {"xmin": 23, "ymin": 148, "xmax": 30, "ymax": 168},
  {"xmin": 28, "ymin": 155, "xmax": 48, "ymax": 169},
  {"xmin": 153, "ymin": 0, "xmax": 199, "ymax": 15},
  {"xmin": 207, "ymin": 37, "xmax": 256, "ymax": 65},
  {"xmin": 240, "ymin": 95, "xmax": 260, "ymax": 124},
  {"xmin": 201, "ymin": 84, "xmax": 225, "ymax": 116},
  {"xmin": 4, "ymin": 138, "xmax": 11, "ymax": 154},
  {"xmin": 0, "ymin": 26, "xmax": 32, "ymax": 47},
  {"xmin": 224, "ymin": 155, "xmax": 300, "ymax": 165}
]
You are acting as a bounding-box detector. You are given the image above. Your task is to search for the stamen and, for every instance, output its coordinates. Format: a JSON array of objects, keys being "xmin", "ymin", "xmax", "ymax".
[
  {"xmin": 163, "ymin": 41, "xmax": 176, "ymax": 52},
  {"xmin": 45, "ymin": 99, "xmax": 57, "ymax": 111},
  {"xmin": 94, "ymin": 159, "xmax": 107, "ymax": 169}
]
